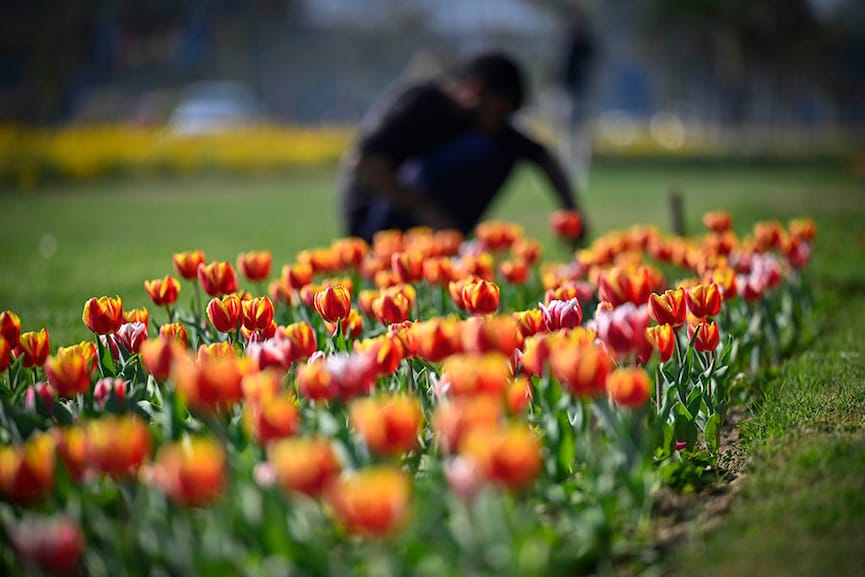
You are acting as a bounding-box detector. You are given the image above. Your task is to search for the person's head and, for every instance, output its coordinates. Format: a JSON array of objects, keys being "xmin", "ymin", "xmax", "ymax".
[{"xmin": 455, "ymin": 52, "xmax": 526, "ymax": 133}]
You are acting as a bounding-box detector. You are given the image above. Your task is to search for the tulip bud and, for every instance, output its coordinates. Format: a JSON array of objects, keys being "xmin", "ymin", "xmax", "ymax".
[
  {"xmin": 173, "ymin": 250, "xmax": 206, "ymax": 280},
  {"xmin": 685, "ymin": 283, "xmax": 722, "ymax": 318},
  {"xmin": 549, "ymin": 209, "xmax": 583, "ymax": 239},
  {"xmin": 144, "ymin": 275, "xmax": 180, "ymax": 307},
  {"xmin": 690, "ymin": 321, "xmax": 720, "ymax": 352},
  {"xmin": 0, "ymin": 433, "xmax": 55, "ymax": 504},
  {"xmin": 82, "ymin": 296, "xmax": 124, "ymax": 335},
  {"xmin": 539, "ymin": 298, "xmax": 583, "ymax": 331},
  {"xmin": 325, "ymin": 466, "xmax": 411, "ymax": 536},
  {"xmin": 313, "ymin": 285, "xmax": 352, "ymax": 323},
  {"xmin": 647, "ymin": 288, "xmax": 686, "ymax": 327},
  {"xmin": 349, "ymin": 395, "xmax": 422, "ymax": 457},
  {"xmin": 237, "ymin": 250, "xmax": 272, "ymax": 282},
  {"xmin": 646, "ymin": 324, "xmax": 676, "ymax": 363},
  {"xmin": 241, "ymin": 296, "xmax": 275, "ymax": 332},
  {"xmin": 153, "ymin": 436, "xmax": 227, "ymax": 507},
  {"xmin": 606, "ymin": 367, "xmax": 651, "ymax": 408},
  {"xmin": 460, "ymin": 424, "xmax": 541, "ymax": 491},
  {"xmin": 461, "ymin": 278, "xmax": 500, "ymax": 315},
  {"xmin": 16, "ymin": 329, "xmax": 50, "ymax": 368},
  {"xmin": 197, "ymin": 261, "xmax": 238, "ymax": 297},
  {"xmin": 159, "ymin": 322, "xmax": 188, "ymax": 347},
  {"xmin": 207, "ymin": 294, "xmax": 242, "ymax": 333},
  {"xmin": 268, "ymin": 437, "xmax": 341, "ymax": 496},
  {"xmin": 0, "ymin": 310, "xmax": 22, "ymax": 348},
  {"xmin": 10, "ymin": 516, "xmax": 84, "ymax": 576}
]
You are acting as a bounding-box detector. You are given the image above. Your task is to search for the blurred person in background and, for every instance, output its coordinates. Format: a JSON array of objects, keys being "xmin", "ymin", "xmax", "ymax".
[
  {"xmin": 340, "ymin": 51, "xmax": 584, "ymax": 243},
  {"xmin": 560, "ymin": 10, "xmax": 597, "ymax": 191}
]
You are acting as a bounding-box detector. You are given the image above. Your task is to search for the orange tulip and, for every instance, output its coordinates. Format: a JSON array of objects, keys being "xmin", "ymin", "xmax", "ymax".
[
  {"xmin": 514, "ymin": 309, "xmax": 545, "ymax": 337},
  {"xmin": 296, "ymin": 358, "xmax": 337, "ymax": 402},
  {"xmin": 241, "ymin": 296, "xmax": 275, "ymax": 332},
  {"xmin": 519, "ymin": 334, "xmax": 550, "ymax": 377},
  {"xmin": 159, "ymin": 322, "xmax": 188, "ymax": 347},
  {"xmin": 754, "ymin": 221, "xmax": 784, "ymax": 251},
  {"xmin": 460, "ymin": 315, "xmax": 523, "ymax": 356},
  {"xmin": 144, "ymin": 275, "xmax": 180, "ymax": 307},
  {"xmin": 245, "ymin": 391, "xmax": 300, "ymax": 445},
  {"xmin": 122, "ymin": 307, "xmax": 150, "ymax": 329},
  {"xmin": 372, "ymin": 292, "xmax": 410, "ymax": 325},
  {"xmin": 277, "ymin": 321, "xmax": 318, "ymax": 361},
  {"xmin": 433, "ymin": 229, "xmax": 464, "ymax": 256},
  {"xmin": 349, "ymin": 396, "xmax": 422, "ymax": 457},
  {"xmin": 0, "ymin": 310, "xmax": 22, "ymax": 348},
  {"xmin": 690, "ymin": 321, "xmax": 720, "ymax": 352},
  {"xmin": 788, "ymin": 218, "xmax": 816, "ymax": 242},
  {"xmin": 685, "ymin": 283, "xmax": 722, "ymax": 318},
  {"xmin": 475, "ymin": 221, "xmax": 522, "ymax": 250},
  {"xmin": 313, "ymin": 285, "xmax": 352, "ymax": 323},
  {"xmin": 391, "ymin": 251, "xmax": 425, "ymax": 284},
  {"xmin": 173, "ymin": 353, "xmax": 253, "ymax": 412},
  {"xmin": 324, "ymin": 308, "xmax": 364, "ymax": 339},
  {"xmin": 85, "ymin": 415, "xmax": 151, "ymax": 479},
  {"xmin": 173, "ymin": 250, "xmax": 206, "ymax": 280},
  {"xmin": 432, "ymin": 396, "xmax": 503, "ymax": 454},
  {"xmin": 198, "ymin": 261, "xmax": 238, "ymax": 297},
  {"xmin": 281, "ymin": 263, "xmax": 313, "ymax": 290},
  {"xmin": 549, "ymin": 209, "xmax": 583, "ymax": 239},
  {"xmin": 411, "ymin": 318, "xmax": 461, "ymax": 362},
  {"xmin": 207, "ymin": 294, "xmax": 242, "ymax": 333},
  {"xmin": 703, "ymin": 210, "xmax": 732, "ymax": 233},
  {"xmin": 333, "ymin": 237, "xmax": 369, "ymax": 268},
  {"xmin": 45, "ymin": 349, "xmax": 93, "ymax": 398},
  {"xmin": 237, "ymin": 250, "xmax": 272, "ymax": 282},
  {"xmin": 506, "ymin": 376, "xmax": 533, "ymax": 414},
  {"xmin": 53, "ymin": 427, "xmax": 88, "ymax": 482},
  {"xmin": 154, "ymin": 436, "xmax": 227, "ymax": 507},
  {"xmin": 647, "ymin": 288, "xmax": 686, "ymax": 327},
  {"xmin": 598, "ymin": 266, "xmax": 651, "ymax": 308},
  {"xmin": 512, "ymin": 238, "xmax": 542, "ymax": 264},
  {"xmin": 460, "ymin": 424, "xmax": 541, "ymax": 491},
  {"xmin": 461, "ymin": 278, "xmax": 500, "ymax": 315},
  {"xmin": 325, "ymin": 466, "xmax": 411, "ymax": 537},
  {"xmin": 457, "ymin": 252, "xmax": 495, "ymax": 281},
  {"xmin": 606, "ymin": 367, "xmax": 652, "ymax": 408},
  {"xmin": 82, "ymin": 295, "xmax": 123, "ymax": 335},
  {"xmin": 422, "ymin": 257, "xmax": 456, "ymax": 286},
  {"xmin": 10, "ymin": 516, "xmax": 84, "ymax": 576},
  {"xmin": 499, "ymin": 259, "xmax": 530, "ymax": 284},
  {"xmin": 710, "ymin": 266, "xmax": 738, "ymax": 298},
  {"xmin": 0, "ymin": 432, "xmax": 55, "ymax": 504},
  {"xmin": 268, "ymin": 437, "xmax": 341, "ymax": 497},
  {"xmin": 549, "ymin": 342, "xmax": 612, "ymax": 397},
  {"xmin": 140, "ymin": 337, "xmax": 185, "ymax": 382},
  {"xmin": 441, "ymin": 353, "xmax": 510, "ymax": 397},
  {"xmin": 0, "ymin": 337, "xmax": 9, "ymax": 371},
  {"xmin": 354, "ymin": 335, "xmax": 404, "ymax": 376},
  {"xmin": 16, "ymin": 329, "xmax": 50, "ymax": 368},
  {"xmin": 646, "ymin": 324, "xmax": 676, "ymax": 363}
]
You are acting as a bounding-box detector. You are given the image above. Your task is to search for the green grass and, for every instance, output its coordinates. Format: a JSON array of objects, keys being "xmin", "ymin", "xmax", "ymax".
[
  {"xmin": 670, "ymin": 290, "xmax": 865, "ymax": 577},
  {"xmin": 3, "ymin": 160, "xmax": 862, "ymax": 345}
]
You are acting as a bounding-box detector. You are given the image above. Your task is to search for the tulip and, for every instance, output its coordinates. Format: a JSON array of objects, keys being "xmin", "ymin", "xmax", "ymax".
[
  {"xmin": 354, "ymin": 336, "xmax": 404, "ymax": 376},
  {"xmin": 423, "ymin": 257, "xmax": 456, "ymax": 286},
  {"xmin": 268, "ymin": 437, "xmax": 341, "ymax": 497},
  {"xmin": 646, "ymin": 324, "xmax": 676, "ymax": 363},
  {"xmin": 321, "ymin": 352, "xmax": 378, "ymax": 400},
  {"xmin": 144, "ymin": 275, "xmax": 181, "ymax": 307},
  {"xmin": 593, "ymin": 303, "xmax": 653, "ymax": 361},
  {"xmin": 93, "ymin": 377, "xmax": 127, "ymax": 409},
  {"xmin": 237, "ymin": 250, "xmax": 272, "ymax": 281},
  {"xmin": 159, "ymin": 322, "xmax": 188, "ymax": 347},
  {"xmin": 16, "ymin": 329, "xmax": 50, "ymax": 368},
  {"xmin": 53, "ymin": 427, "xmax": 87, "ymax": 482},
  {"xmin": 647, "ymin": 288, "xmax": 686, "ymax": 327},
  {"xmin": 441, "ymin": 353, "xmax": 511, "ymax": 397},
  {"xmin": 82, "ymin": 295, "xmax": 123, "ymax": 335},
  {"xmin": 412, "ymin": 319, "xmax": 462, "ymax": 362},
  {"xmin": 391, "ymin": 250, "xmax": 425, "ymax": 283},
  {"xmin": 514, "ymin": 309, "xmax": 545, "ymax": 337},
  {"xmin": 550, "ymin": 209, "xmax": 583, "ymax": 239},
  {"xmin": 703, "ymin": 210, "xmax": 732, "ymax": 233},
  {"xmin": 499, "ymin": 259, "xmax": 530, "ymax": 284},
  {"xmin": 101, "ymin": 322, "xmax": 147, "ymax": 360},
  {"xmin": 153, "ymin": 436, "xmax": 227, "ymax": 507},
  {"xmin": 25, "ymin": 382, "xmax": 55, "ymax": 415},
  {"xmin": 598, "ymin": 266, "xmax": 652, "ymax": 308},
  {"xmin": 325, "ymin": 466, "xmax": 411, "ymax": 537},
  {"xmin": 173, "ymin": 250, "xmax": 206, "ymax": 280},
  {"xmin": 86, "ymin": 415, "xmax": 151, "ymax": 479},
  {"xmin": 372, "ymin": 291, "xmax": 410, "ymax": 325},
  {"xmin": 606, "ymin": 367, "xmax": 651, "ymax": 408},
  {"xmin": 433, "ymin": 229, "xmax": 464, "ymax": 256},
  {"xmin": 296, "ymin": 358, "xmax": 337, "ymax": 402},
  {"xmin": 520, "ymin": 334, "xmax": 550, "ymax": 377},
  {"xmin": 506, "ymin": 376, "xmax": 533, "ymax": 414},
  {"xmin": 432, "ymin": 396, "xmax": 502, "ymax": 454},
  {"xmin": 324, "ymin": 308, "xmax": 364, "ymax": 339},
  {"xmin": 281, "ymin": 262, "xmax": 313, "ymax": 290},
  {"xmin": 45, "ymin": 349, "xmax": 92, "ymax": 398},
  {"xmin": 241, "ymin": 296, "xmax": 275, "ymax": 332},
  {"xmin": 460, "ymin": 315, "xmax": 523, "ymax": 356},
  {"xmin": 549, "ymin": 342, "xmax": 612, "ymax": 397},
  {"xmin": 140, "ymin": 337, "xmax": 185, "ymax": 382},
  {"xmin": 512, "ymin": 238, "xmax": 542, "ymax": 264},
  {"xmin": 457, "ymin": 252, "xmax": 495, "ymax": 280},
  {"xmin": 313, "ymin": 285, "xmax": 352, "ymax": 323},
  {"xmin": 1, "ymin": 309, "xmax": 22, "ymax": 348},
  {"xmin": 207, "ymin": 294, "xmax": 242, "ymax": 333},
  {"xmin": 460, "ymin": 424, "xmax": 541, "ymax": 491},
  {"xmin": 461, "ymin": 278, "xmax": 500, "ymax": 315},
  {"xmin": 245, "ymin": 392, "xmax": 301, "ymax": 445},
  {"xmin": 123, "ymin": 307, "xmax": 150, "ymax": 329},
  {"xmin": 278, "ymin": 321, "xmax": 318, "ymax": 361},
  {"xmin": 475, "ymin": 221, "xmax": 522, "ymax": 250},
  {"xmin": 333, "ymin": 237, "xmax": 369, "ymax": 268},
  {"xmin": 173, "ymin": 353, "xmax": 253, "ymax": 412},
  {"xmin": 197, "ymin": 261, "xmax": 238, "ymax": 297},
  {"xmin": 349, "ymin": 395, "xmax": 422, "ymax": 457},
  {"xmin": 0, "ymin": 336, "xmax": 11, "ymax": 371},
  {"xmin": 690, "ymin": 321, "xmax": 720, "ymax": 352},
  {"xmin": 0, "ymin": 432, "xmax": 55, "ymax": 504},
  {"xmin": 685, "ymin": 283, "xmax": 722, "ymax": 318},
  {"xmin": 788, "ymin": 217, "xmax": 816, "ymax": 242},
  {"xmin": 539, "ymin": 298, "xmax": 583, "ymax": 331},
  {"xmin": 10, "ymin": 516, "xmax": 84, "ymax": 576}
]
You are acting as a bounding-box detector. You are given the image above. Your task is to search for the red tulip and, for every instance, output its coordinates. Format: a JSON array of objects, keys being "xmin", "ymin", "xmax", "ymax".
[
  {"xmin": 172, "ymin": 250, "xmax": 206, "ymax": 280},
  {"xmin": 10, "ymin": 516, "xmax": 84, "ymax": 576},
  {"xmin": 207, "ymin": 294, "xmax": 242, "ymax": 333},
  {"xmin": 237, "ymin": 250, "xmax": 272, "ymax": 282},
  {"xmin": 0, "ymin": 310, "xmax": 21, "ymax": 348},
  {"xmin": 313, "ymin": 285, "xmax": 352, "ymax": 323},
  {"xmin": 241, "ymin": 296, "xmax": 275, "ymax": 332},
  {"xmin": 606, "ymin": 367, "xmax": 651, "ymax": 408},
  {"xmin": 549, "ymin": 209, "xmax": 583, "ymax": 239},
  {"xmin": 82, "ymin": 295, "xmax": 124, "ymax": 335},
  {"xmin": 144, "ymin": 275, "xmax": 180, "ymax": 307},
  {"xmin": 648, "ymin": 288, "xmax": 686, "ymax": 327},
  {"xmin": 16, "ymin": 329, "xmax": 50, "ymax": 368},
  {"xmin": 197, "ymin": 261, "xmax": 238, "ymax": 297},
  {"xmin": 325, "ymin": 466, "xmax": 411, "ymax": 537}
]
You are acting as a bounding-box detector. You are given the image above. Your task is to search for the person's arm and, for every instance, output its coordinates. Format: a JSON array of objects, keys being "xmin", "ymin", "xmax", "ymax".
[{"xmin": 351, "ymin": 152, "xmax": 457, "ymax": 229}]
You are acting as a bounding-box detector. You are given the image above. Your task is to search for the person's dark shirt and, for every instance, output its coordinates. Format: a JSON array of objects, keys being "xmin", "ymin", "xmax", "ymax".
[{"xmin": 341, "ymin": 81, "xmax": 548, "ymax": 236}]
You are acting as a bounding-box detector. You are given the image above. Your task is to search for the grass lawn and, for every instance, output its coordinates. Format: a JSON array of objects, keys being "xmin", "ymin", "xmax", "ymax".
[{"xmin": 2, "ymin": 159, "xmax": 862, "ymax": 345}]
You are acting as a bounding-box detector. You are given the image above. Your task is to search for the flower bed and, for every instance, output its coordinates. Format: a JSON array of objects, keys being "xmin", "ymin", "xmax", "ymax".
[{"xmin": 0, "ymin": 211, "xmax": 815, "ymax": 576}]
